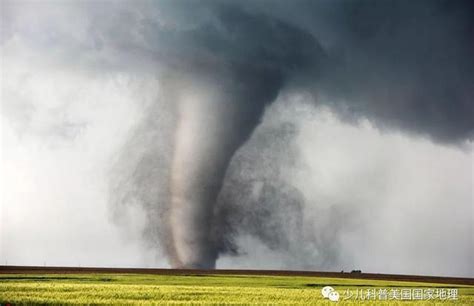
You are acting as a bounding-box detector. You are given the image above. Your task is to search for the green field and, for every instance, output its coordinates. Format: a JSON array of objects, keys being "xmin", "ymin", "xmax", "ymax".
[{"xmin": 0, "ymin": 273, "xmax": 472, "ymax": 305}]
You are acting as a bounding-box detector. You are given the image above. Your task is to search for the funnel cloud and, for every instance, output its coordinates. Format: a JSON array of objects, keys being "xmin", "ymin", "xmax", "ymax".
[{"xmin": 120, "ymin": 6, "xmax": 325, "ymax": 268}]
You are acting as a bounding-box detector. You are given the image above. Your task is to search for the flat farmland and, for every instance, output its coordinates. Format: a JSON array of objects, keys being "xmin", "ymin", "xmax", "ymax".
[{"xmin": 1, "ymin": 266, "xmax": 473, "ymax": 305}]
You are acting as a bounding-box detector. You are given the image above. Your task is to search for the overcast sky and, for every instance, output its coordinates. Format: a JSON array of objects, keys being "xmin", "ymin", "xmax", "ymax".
[{"xmin": 1, "ymin": 0, "xmax": 472, "ymax": 276}]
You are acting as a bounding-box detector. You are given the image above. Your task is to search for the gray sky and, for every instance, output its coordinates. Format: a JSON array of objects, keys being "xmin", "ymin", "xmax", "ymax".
[{"xmin": 1, "ymin": 0, "xmax": 473, "ymax": 276}]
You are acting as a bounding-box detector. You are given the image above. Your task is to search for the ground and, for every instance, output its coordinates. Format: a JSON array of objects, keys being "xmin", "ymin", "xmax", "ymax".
[{"xmin": 1, "ymin": 272, "xmax": 473, "ymax": 305}]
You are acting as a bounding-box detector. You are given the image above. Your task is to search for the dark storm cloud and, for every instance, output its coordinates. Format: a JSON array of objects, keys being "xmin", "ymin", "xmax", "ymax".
[
  {"xmin": 323, "ymin": 0, "xmax": 474, "ymax": 143},
  {"xmin": 7, "ymin": 0, "xmax": 471, "ymax": 142},
  {"xmin": 263, "ymin": 0, "xmax": 474, "ymax": 143},
  {"xmin": 107, "ymin": 0, "xmax": 473, "ymax": 269}
]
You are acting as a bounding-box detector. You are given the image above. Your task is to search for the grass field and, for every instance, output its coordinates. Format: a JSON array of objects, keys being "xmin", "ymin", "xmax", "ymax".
[{"xmin": 1, "ymin": 273, "xmax": 473, "ymax": 305}]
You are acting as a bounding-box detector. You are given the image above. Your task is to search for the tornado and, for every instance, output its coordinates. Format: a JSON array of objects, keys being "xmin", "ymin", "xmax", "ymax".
[
  {"xmin": 110, "ymin": 4, "xmax": 324, "ymax": 269},
  {"xmin": 157, "ymin": 7, "xmax": 324, "ymax": 269},
  {"xmin": 168, "ymin": 73, "xmax": 279, "ymax": 268},
  {"xmin": 7, "ymin": 0, "xmax": 470, "ymax": 272}
]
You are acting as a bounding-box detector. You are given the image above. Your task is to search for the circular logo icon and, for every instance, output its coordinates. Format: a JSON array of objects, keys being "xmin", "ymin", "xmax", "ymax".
[
  {"xmin": 321, "ymin": 286, "xmax": 335, "ymax": 298},
  {"xmin": 329, "ymin": 291, "xmax": 340, "ymax": 302}
]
